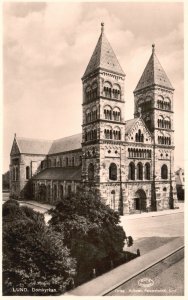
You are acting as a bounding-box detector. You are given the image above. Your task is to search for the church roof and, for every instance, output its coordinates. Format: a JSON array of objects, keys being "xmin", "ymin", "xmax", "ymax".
[
  {"xmin": 14, "ymin": 133, "xmax": 82, "ymax": 156},
  {"xmin": 124, "ymin": 118, "xmax": 139, "ymax": 135},
  {"xmin": 48, "ymin": 133, "xmax": 82, "ymax": 155},
  {"xmin": 16, "ymin": 137, "xmax": 53, "ymax": 155},
  {"xmin": 134, "ymin": 45, "xmax": 174, "ymax": 92},
  {"xmin": 83, "ymin": 23, "xmax": 125, "ymax": 78},
  {"xmin": 33, "ymin": 166, "xmax": 81, "ymax": 181}
]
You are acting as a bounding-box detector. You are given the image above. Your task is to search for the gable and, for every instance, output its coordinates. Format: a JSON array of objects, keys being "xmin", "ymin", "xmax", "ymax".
[
  {"xmin": 10, "ymin": 139, "xmax": 20, "ymax": 156},
  {"xmin": 125, "ymin": 118, "xmax": 153, "ymax": 144}
]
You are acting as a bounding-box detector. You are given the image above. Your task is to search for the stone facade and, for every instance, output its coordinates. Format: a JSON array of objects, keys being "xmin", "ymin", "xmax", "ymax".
[{"xmin": 9, "ymin": 24, "xmax": 177, "ymax": 214}]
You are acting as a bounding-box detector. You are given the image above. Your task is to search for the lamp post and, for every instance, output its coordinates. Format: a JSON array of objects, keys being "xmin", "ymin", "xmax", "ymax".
[
  {"xmin": 119, "ymin": 145, "xmax": 124, "ymax": 215},
  {"xmin": 169, "ymin": 150, "xmax": 174, "ymax": 209},
  {"xmin": 152, "ymin": 134, "xmax": 157, "ymax": 211}
]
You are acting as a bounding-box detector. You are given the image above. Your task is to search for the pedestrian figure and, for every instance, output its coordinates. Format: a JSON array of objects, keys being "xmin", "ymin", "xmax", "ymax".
[
  {"xmin": 92, "ymin": 268, "xmax": 96, "ymax": 278},
  {"xmin": 137, "ymin": 248, "xmax": 140, "ymax": 256}
]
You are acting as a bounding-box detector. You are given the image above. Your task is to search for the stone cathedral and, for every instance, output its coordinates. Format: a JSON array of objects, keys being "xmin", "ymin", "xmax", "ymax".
[{"xmin": 9, "ymin": 24, "xmax": 177, "ymax": 214}]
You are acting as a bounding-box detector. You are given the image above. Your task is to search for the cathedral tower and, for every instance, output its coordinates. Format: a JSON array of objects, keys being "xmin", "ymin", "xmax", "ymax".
[
  {"xmin": 134, "ymin": 45, "xmax": 177, "ymax": 210},
  {"xmin": 81, "ymin": 23, "xmax": 126, "ymax": 211}
]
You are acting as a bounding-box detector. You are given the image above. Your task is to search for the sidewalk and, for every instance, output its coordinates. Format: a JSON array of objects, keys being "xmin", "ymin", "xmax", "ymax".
[
  {"xmin": 122, "ymin": 203, "xmax": 184, "ymax": 220},
  {"xmin": 64, "ymin": 237, "xmax": 184, "ymax": 296},
  {"xmin": 18, "ymin": 200, "xmax": 184, "ymax": 218}
]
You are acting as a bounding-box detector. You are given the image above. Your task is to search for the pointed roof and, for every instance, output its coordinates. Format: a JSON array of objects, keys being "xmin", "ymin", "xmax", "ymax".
[
  {"xmin": 134, "ymin": 44, "xmax": 174, "ymax": 92},
  {"xmin": 124, "ymin": 117, "xmax": 153, "ymax": 139},
  {"xmin": 16, "ymin": 137, "xmax": 53, "ymax": 155},
  {"xmin": 124, "ymin": 118, "xmax": 139, "ymax": 135},
  {"xmin": 83, "ymin": 23, "xmax": 125, "ymax": 78},
  {"xmin": 11, "ymin": 133, "xmax": 82, "ymax": 156}
]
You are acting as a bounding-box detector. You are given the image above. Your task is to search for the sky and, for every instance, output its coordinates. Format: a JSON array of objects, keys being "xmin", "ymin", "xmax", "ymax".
[{"xmin": 3, "ymin": 1, "xmax": 184, "ymax": 173}]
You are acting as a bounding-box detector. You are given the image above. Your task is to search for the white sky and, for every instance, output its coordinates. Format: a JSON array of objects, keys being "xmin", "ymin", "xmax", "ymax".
[{"xmin": 3, "ymin": 1, "xmax": 184, "ymax": 172}]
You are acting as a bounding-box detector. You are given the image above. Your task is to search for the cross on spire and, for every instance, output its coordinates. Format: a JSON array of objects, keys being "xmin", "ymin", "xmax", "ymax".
[
  {"xmin": 101, "ymin": 22, "xmax": 104, "ymax": 33},
  {"xmin": 152, "ymin": 43, "xmax": 155, "ymax": 54}
]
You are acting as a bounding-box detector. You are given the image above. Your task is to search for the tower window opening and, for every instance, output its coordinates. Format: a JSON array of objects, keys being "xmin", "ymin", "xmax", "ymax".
[
  {"xmin": 161, "ymin": 164, "xmax": 168, "ymax": 179},
  {"xmin": 26, "ymin": 166, "xmax": 30, "ymax": 180},
  {"xmin": 109, "ymin": 163, "xmax": 117, "ymax": 180},
  {"xmin": 129, "ymin": 162, "xmax": 135, "ymax": 180},
  {"xmin": 137, "ymin": 162, "xmax": 143, "ymax": 180},
  {"xmin": 88, "ymin": 163, "xmax": 94, "ymax": 181},
  {"xmin": 145, "ymin": 163, "xmax": 150, "ymax": 180},
  {"xmin": 135, "ymin": 129, "xmax": 144, "ymax": 142}
]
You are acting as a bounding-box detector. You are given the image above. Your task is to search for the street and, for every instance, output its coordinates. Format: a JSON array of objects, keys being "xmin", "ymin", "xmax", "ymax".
[
  {"xmin": 121, "ymin": 212, "xmax": 184, "ymax": 239},
  {"xmin": 121, "ymin": 212, "xmax": 184, "ymax": 255},
  {"xmin": 107, "ymin": 248, "xmax": 184, "ymax": 296}
]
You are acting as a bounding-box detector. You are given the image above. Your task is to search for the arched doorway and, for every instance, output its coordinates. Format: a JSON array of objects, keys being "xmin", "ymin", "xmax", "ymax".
[{"xmin": 134, "ymin": 189, "xmax": 147, "ymax": 212}]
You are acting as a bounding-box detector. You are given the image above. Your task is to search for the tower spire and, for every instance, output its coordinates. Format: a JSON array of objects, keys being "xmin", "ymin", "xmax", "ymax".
[{"xmin": 82, "ymin": 22, "xmax": 125, "ymax": 78}]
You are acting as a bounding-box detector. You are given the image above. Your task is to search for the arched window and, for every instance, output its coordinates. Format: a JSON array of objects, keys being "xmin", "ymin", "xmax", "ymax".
[
  {"xmin": 137, "ymin": 162, "xmax": 143, "ymax": 180},
  {"xmin": 109, "ymin": 163, "xmax": 117, "ymax": 180},
  {"xmin": 85, "ymin": 86, "xmax": 92, "ymax": 102},
  {"xmin": 129, "ymin": 162, "xmax": 135, "ymax": 180},
  {"xmin": 104, "ymin": 105, "xmax": 112, "ymax": 120},
  {"xmin": 104, "ymin": 126, "xmax": 113, "ymax": 139},
  {"xmin": 145, "ymin": 97, "xmax": 152, "ymax": 111},
  {"xmin": 113, "ymin": 127, "xmax": 121, "ymax": 140},
  {"xmin": 113, "ymin": 107, "xmax": 121, "ymax": 121},
  {"xmin": 26, "ymin": 166, "xmax": 30, "ymax": 180},
  {"xmin": 53, "ymin": 185, "xmax": 57, "ymax": 201},
  {"xmin": 135, "ymin": 129, "xmax": 144, "ymax": 142},
  {"xmin": 112, "ymin": 84, "xmax": 121, "ymax": 100},
  {"xmin": 88, "ymin": 163, "xmax": 94, "ymax": 181},
  {"xmin": 158, "ymin": 116, "xmax": 164, "ymax": 128},
  {"xmin": 145, "ymin": 163, "xmax": 150, "ymax": 180},
  {"xmin": 91, "ymin": 82, "xmax": 98, "ymax": 100},
  {"xmin": 164, "ymin": 97, "xmax": 171, "ymax": 111},
  {"xmin": 104, "ymin": 82, "xmax": 112, "ymax": 98},
  {"xmin": 161, "ymin": 164, "xmax": 168, "ymax": 179},
  {"xmin": 86, "ymin": 109, "xmax": 91, "ymax": 123}
]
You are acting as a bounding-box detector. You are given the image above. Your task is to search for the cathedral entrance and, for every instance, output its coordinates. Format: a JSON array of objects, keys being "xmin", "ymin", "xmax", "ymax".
[{"xmin": 134, "ymin": 189, "xmax": 147, "ymax": 213}]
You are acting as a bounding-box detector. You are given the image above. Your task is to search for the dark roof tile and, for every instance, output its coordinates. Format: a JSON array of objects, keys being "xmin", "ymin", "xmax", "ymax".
[
  {"xmin": 83, "ymin": 31, "xmax": 125, "ymax": 78},
  {"xmin": 33, "ymin": 167, "xmax": 81, "ymax": 181},
  {"xmin": 134, "ymin": 47, "xmax": 173, "ymax": 92},
  {"xmin": 48, "ymin": 133, "xmax": 82, "ymax": 155}
]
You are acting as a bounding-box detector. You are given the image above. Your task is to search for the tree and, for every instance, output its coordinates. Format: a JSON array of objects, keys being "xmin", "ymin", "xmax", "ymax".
[
  {"xmin": 2, "ymin": 171, "xmax": 10, "ymax": 191},
  {"xmin": 49, "ymin": 190, "xmax": 126, "ymax": 285},
  {"xmin": 3, "ymin": 201, "xmax": 76, "ymax": 296}
]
